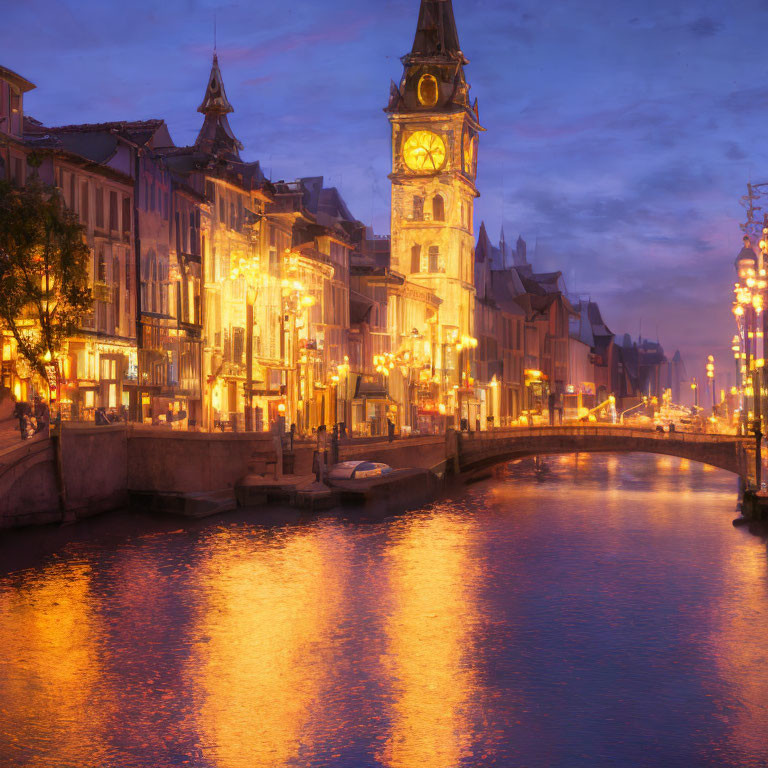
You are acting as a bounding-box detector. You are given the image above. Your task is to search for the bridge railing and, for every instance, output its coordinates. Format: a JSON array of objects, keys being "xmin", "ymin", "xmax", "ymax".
[{"xmin": 459, "ymin": 425, "xmax": 750, "ymax": 444}]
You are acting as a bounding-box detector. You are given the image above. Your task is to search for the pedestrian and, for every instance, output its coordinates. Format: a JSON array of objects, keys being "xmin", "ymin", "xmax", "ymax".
[
  {"xmin": 95, "ymin": 406, "xmax": 114, "ymax": 426},
  {"xmin": 330, "ymin": 423, "xmax": 339, "ymax": 466},
  {"xmin": 547, "ymin": 391, "xmax": 556, "ymax": 426},
  {"xmin": 33, "ymin": 397, "xmax": 50, "ymax": 434},
  {"xmin": 387, "ymin": 417, "xmax": 395, "ymax": 442},
  {"xmin": 556, "ymin": 392, "xmax": 564, "ymax": 425},
  {"xmin": 12, "ymin": 396, "xmax": 31, "ymax": 440}
]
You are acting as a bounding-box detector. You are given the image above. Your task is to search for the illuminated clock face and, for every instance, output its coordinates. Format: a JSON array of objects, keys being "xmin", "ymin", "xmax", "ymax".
[{"xmin": 403, "ymin": 131, "xmax": 446, "ymax": 172}]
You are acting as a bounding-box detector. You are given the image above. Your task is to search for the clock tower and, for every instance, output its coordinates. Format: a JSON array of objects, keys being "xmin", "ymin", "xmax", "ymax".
[{"xmin": 386, "ymin": 0, "xmax": 483, "ymax": 408}]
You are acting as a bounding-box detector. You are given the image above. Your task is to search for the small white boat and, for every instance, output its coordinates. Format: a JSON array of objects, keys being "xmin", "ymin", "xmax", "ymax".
[{"xmin": 328, "ymin": 461, "xmax": 394, "ymax": 480}]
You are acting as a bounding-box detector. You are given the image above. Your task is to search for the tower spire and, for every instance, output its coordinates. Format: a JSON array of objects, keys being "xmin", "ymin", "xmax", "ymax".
[
  {"xmin": 198, "ymin": 53, "xmax": 233, "ymax": 115},
  {"xmin": 195, "ymin": 53, "xmax": 242, "ymax": 159},
  {"xmin": 411, "ymin": 0, "xmax": 465, "ymax": 61}
]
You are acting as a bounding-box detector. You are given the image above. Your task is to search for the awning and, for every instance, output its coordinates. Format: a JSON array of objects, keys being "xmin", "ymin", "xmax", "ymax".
[{"xmin": 354, "ymin": 379, "xmax": 389, "ymax": 399}]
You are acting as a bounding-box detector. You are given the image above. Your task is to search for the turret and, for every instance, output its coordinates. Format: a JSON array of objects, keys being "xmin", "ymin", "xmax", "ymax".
[{"xmin": 194, "ymin": 53, "xmax": 243, "ymax": 160}]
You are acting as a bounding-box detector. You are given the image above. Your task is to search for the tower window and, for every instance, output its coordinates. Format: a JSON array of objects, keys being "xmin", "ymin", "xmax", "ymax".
[
  {"xmin": 412, "ymin": 196, "xmax": 424, "ymax": 221},
  {"xmin": 411, "ymin": 244, "xmax": 421, "ymax": 273},
  {"xmin": 433, "ymin": 195, "xmax": 445, "ymax": 222},
  {"xmin": 418, "ymin": 74, "xmax": 439, "ymax": 107},
  {"xmin": 428, "ymin": 246, "xmax": 440, "ymax": 273}
]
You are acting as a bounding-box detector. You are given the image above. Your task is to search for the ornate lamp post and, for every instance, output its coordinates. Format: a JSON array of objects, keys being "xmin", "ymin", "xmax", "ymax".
[
  {"xmin": 281, "ymin": 279, "xmax": 316, "ymax": 433},
  {"xmin": 706, "ymin": 355, "xmax": 716, "ymax": 417},
  {"xmin": 231, "ymin": 256, "xmax": 260, "ymax": 432},
  {"xmin": 734, "ymin": 236, "xmax": 759, "ymax": 430}
]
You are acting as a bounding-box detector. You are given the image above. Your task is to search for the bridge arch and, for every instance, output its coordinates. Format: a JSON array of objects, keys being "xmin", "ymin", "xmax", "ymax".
[{"xmin": 456, "ymin": 426, "xmax": 751, "ymax": 478}]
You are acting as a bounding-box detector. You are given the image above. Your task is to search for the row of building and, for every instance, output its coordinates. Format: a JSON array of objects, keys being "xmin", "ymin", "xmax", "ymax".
[{"xmin": 0, "ymin": 1, "xmax": 683, "ymax": 436}]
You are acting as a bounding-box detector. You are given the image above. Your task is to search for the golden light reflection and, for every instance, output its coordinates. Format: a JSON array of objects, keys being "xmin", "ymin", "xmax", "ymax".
[
  {"xmin": 655, "ymin": 456, "xmax": 673, "ymax": 471},
  {"xmin": 0, "ymin": 562, "xmax": 110, "ymax": 764},
  {"xmin": 189, "ymin": 526, "xmax": 349, "ymax": 768},
  {"xmin": 377, "ymin": 514, "xmax": 482, "ymax": 768},
  {"xmin": 707, "ymin": 536, "xmax": 768, "ymax": 756}
]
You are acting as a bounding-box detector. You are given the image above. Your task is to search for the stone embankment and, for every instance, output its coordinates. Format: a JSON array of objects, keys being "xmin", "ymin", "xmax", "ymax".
[{"xmin": 0, "ymin": 424, "xmax": 448, "ymax": 529}]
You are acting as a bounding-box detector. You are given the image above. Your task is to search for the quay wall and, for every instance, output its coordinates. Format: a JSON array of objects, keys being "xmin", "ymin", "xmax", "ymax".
[
  {"xmin": 338, "ymin": 435, "xmax": 447, "ymax": 473},
  {"xmin": 0, "ymin": 425, "xmax": 444, "ymax": 528},
  {"xmin": 59, "ymin": 424, "xmax": 128, "ymax": 518},
  {"xmin": 127, "ymin": 428, "xmax": 275, "ymax": 494}
]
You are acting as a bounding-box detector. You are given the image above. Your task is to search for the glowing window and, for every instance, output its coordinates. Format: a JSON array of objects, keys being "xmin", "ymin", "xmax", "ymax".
[{"xmin": 418, "ymin": 74, "xmax": 439, "ymax": 107}]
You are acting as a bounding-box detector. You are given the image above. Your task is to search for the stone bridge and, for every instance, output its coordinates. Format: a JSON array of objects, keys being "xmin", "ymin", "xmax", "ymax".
[{"xmin": 454, "ymin": 425, "xmax": 753, "ymax": 478}]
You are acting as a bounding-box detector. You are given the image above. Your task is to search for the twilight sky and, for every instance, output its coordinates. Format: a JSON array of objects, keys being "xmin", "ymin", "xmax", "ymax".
[{"xmin": 5, "ymin": 0, "xmax": 766, "ymax": 386}]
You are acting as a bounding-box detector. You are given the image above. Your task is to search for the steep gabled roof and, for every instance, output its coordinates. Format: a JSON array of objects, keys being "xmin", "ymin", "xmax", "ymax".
[
  {"xmin": 476, "ymin": 221, "xmax": 492, "ymax": 263},
  {"xmin": 586, "ymin": 300, "xmax": 612, "ymax": 338}
]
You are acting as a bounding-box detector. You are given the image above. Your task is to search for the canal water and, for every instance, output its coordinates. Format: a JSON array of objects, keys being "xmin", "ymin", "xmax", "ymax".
[{"xmin": 1, "ymin": 453, "xmax": 768, "ymax": 768}]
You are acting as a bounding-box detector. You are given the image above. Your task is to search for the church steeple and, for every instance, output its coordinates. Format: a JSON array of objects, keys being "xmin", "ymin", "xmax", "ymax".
[
  {"xmin": 195, "ymin": 53, "xmax": 243, "ymax": 160},
  {"xmin": 411, "ymin": 0, "xmax": 465, "ymax": 61},
  {"xmin": 387, "ymin": 0, "xmax": 476, "ymax": 115}
]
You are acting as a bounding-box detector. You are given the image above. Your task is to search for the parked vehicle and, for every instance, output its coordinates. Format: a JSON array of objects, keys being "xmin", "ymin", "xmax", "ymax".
[{"xmin": 328, "ymin": 461, "xmax": 394, "ymax": 480}]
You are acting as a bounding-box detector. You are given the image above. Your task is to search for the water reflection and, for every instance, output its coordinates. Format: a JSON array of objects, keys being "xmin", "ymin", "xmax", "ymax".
[
  {"xmin": 0, "ymin": 561, "xmax": 110, "ymax": 766},
  {"xmin": 189, "ymin": 523, "xmax": 350, "ymax": 768},
  {"xmin": 707, "ymin": 529, "xmax": 768, "ymax": 763},
  {"xmin": 0, "ymin": 454, "xmax": 766, "ymax": 768},
  {"xmin": 377, "ymin": 512, "xmax": 483, "ymax": 768}
]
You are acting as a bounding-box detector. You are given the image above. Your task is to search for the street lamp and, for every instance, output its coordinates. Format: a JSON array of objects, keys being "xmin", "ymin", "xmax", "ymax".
[
  {"xmin": 706, "ymin": 355, "xmax": 716, "ymax": 419},
  {"xmin": 280, "ymin": 278, "xmax": 315, "ymax": 433},
  {"xmin": 230, "ymin": 256, "xmax": 260, "ymax": 432}
]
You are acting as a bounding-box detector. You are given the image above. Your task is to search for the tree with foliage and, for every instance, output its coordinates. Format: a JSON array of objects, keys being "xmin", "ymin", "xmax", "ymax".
[{"xmin": 0, "ymin": 178, "xmax": 92, "ymax": 379}]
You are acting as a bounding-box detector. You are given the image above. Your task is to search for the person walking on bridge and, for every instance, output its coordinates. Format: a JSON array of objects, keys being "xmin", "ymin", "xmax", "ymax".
[
  {"xmin": 548, "ymin": 391, "xmax": 556, "ymax": 426},
  {"xmin": 11, "ymin": 396, "xmax": 32, "ymax": 440}
]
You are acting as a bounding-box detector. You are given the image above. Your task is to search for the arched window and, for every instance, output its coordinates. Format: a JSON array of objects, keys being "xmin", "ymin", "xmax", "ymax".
[
  {"xmin": 428, "ymin": 245, "xmax": 440, "ymax": 273},
  {"xmin": 432, "ymin": 194, "xmax": 445, "ymax": 222},
  {"xmin": 412, "ymin": 196, "xmax": 424, "ymax": 221},
  {"xmin": 418, "ymin": 74, "xmax": 439, "ymax": 107},
  {"xmin": 411, "ymin": 244, "xmax": 421, "ymax": 273}
]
